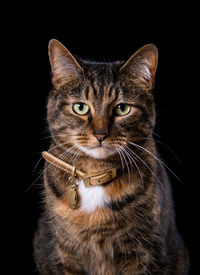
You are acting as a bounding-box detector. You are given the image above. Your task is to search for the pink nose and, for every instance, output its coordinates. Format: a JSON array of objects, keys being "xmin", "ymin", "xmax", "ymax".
[{"xmin": 94, "ymin": 132, "xmax": 108, "ymax": 142}]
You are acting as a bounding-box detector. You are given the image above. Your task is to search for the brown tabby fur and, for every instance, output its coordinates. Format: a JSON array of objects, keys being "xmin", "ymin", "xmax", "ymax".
[{"xmin": 33, "ymin": 39, "xmax": 189, "ymax": 274}]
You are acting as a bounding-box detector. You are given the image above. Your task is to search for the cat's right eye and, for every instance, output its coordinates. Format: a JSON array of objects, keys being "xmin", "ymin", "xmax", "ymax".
[{"xmin": 73, "ymin": 103, "xmax": 90, "ymax": 116}]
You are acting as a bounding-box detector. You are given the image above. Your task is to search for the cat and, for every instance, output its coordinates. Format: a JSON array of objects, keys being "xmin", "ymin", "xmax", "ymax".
[{"xmin": 33, "ymin": 39, "xmax": 189, "ymax": 274}]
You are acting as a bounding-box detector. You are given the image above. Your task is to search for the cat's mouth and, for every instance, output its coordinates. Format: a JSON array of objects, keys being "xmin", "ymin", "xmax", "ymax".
[{"xmin": 80, "ymin": 144, "xmax": 116, "ymax": 159}]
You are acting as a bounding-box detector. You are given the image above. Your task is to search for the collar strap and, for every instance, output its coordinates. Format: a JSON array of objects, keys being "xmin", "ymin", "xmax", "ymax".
[{"xmin": 42, "ymin": 151, "xmax": 117, "ymax": 187}]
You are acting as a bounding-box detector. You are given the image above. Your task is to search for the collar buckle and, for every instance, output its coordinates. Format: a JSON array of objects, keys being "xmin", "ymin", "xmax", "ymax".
[{"xmin": 83, "ymin": 168, "xmax": 117, "ymax": 188}]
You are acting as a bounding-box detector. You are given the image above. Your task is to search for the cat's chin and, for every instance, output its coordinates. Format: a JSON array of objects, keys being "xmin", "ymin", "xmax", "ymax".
[{"xmin": 80, "ymin": 146, "xmax": 116, "ymax": 159}]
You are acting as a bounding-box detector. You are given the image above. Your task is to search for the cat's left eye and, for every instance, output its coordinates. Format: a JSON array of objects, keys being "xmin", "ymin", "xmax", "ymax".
[
  {"xmin": 114, "ymin": 104, "xmax": 131, "ymax": 116},
  {"xmin": 73, "ymin": 103, "xmax": 90, "ymax": 115}
]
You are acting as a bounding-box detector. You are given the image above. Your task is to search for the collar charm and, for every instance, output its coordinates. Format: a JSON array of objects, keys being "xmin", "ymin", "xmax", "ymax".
[
  {"xmin": 67, "ymin": 176, "xmax": 79, "ymax": 209},
  {"xmin": 42, "ymin": 151, "xmax": 118, "ymax": 209}
]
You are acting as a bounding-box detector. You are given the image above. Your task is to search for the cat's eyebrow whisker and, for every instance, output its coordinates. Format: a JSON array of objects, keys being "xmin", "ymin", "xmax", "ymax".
[{"xmin": 127, "ymin": 141, "xmax": 181, "ymax": 182}]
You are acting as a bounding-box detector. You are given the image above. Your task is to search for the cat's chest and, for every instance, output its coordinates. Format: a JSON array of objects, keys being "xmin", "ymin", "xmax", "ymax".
[{"xmin": 77, "ymin": 180, "xmax": 110, "ymax": 212}]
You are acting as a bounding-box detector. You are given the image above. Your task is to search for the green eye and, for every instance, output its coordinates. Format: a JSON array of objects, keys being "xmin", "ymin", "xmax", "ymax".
[
  {"xmin": 114, "ymin": 104, "xmax": 131, "ymax": 116},
  {"xmin": 73, "ymin": 103, "xmax": 90, "ymax": 115}
]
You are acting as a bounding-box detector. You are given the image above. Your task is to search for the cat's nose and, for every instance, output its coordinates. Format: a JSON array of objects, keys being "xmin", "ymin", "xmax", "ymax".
[{"xmin": 93, "ymin": 131, "xmax": 109, "ymax": 142}]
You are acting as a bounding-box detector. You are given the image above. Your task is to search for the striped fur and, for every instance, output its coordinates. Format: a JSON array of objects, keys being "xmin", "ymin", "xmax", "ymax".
[{"xmin": 34, "ymin": 40, "xmax": 189, "ymax": 274}]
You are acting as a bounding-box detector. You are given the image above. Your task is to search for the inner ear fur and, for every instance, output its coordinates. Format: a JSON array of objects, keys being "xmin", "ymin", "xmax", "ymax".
[{"xmin": 120, "ymin": 44, "xmax": 158, "ymax": 90}]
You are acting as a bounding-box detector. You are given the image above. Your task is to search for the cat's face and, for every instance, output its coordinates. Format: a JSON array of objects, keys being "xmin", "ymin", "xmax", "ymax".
[{"xmin": 47, "ymin": 40, "xmax": 158, "ymax": 159}]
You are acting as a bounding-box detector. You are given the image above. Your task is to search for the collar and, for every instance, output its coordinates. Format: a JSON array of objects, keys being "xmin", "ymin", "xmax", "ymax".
[{"xmin": 42, "ymin": 151, "xmax": 118, "ymax": 188}]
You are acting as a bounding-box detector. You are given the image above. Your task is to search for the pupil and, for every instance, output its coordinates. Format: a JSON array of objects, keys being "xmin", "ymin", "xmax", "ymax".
[
  {"xmin": 79, "ymin": 103, "xmax": 84, "ymax": 111},
  {"xmin": 120, "ymin": 104, "xmax": 125, "ymax": 111}
]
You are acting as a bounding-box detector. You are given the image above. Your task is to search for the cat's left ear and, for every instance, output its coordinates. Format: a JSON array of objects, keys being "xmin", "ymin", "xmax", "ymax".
[
  {"xmin": 120, "ymin": 44, "xmax": 158, "ymax": 90},
  {"xmin": 48, "ymin": 39, "xmax": 83, "ymax": 88}
]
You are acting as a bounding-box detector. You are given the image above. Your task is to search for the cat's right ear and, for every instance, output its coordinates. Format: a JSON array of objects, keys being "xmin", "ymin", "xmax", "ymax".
[{"xmin": 48, "ymin": 39, "xmax": 83, "ymax": 88}]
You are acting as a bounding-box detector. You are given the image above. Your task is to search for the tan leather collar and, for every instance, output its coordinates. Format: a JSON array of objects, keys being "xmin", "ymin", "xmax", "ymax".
[{"xmin": 42, "ymin": 151, "xmax": 117, "ymax": 188}]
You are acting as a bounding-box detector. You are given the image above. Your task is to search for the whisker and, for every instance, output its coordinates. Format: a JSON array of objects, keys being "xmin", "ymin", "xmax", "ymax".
[
  {"xmin": 152, "ymin": 131, "xmax": 161, "ymax": 138},
  {"xmin": 48, "ymin": 140, "xmax": 76, "ymax": 152},
  {"xmin": 68, "ymin": 146, "xmax": 80, "ymax": 164},
  {"xmin": 37, "ymin": 134, "xmax": 68, "ymax": 141},
  {"xmin": 62, "ymin": 149, "xmax": 81, "ymax": 181},
  {"xmin": 73, "ymin": 150, "xmax": 81, "ymax": 164},
  {"xmin": 117, "ymin": 145, "xmax": 131, "ymax": 184},
  {"xmin": 128, "ymin": 141, "xmax": 181, "ymax": 182},
  {"xmin": 32, "ymin": 140, "xmax": 75, "ymax": 176},
  {"xmin": 62, "ymin": 145, "xmax": 78, "ymax": 161},
  {"xmin": 27, "ymin": 162, "xmax": 52, "ymax": 192},
  {"xmin": 123, "ymin": 145, "xmax": 144, "ymax": 187},
  {"xmin": 28, "ymin": 142, "xmax": 76, "ymax": 192},
  {"xmin": 60, "ymin": 148, "xmax": 81, "ymax": 182},
  {"xmin": 119, "ymin": 146, "xmax": 134, "ymax": 173},
  {"xmin": 140, "ymin": 136, "xmax": 180, "ymax": 162},
  {"xmin": 125, "ymin": 145, "xmax": 167, "ymax": 198},
  {"xmin": 115, "ymin": 146, "xmax": 125, "ymax": 176},
  {"xmin": 51, "ymin": 145, "xmax": 78, "ymax": 179}
]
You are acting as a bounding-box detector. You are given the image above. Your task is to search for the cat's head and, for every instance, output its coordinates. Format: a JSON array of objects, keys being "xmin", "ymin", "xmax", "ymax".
[{"xmin": 47, "ymin": 39, "xmax": 158, "ymax": 159}]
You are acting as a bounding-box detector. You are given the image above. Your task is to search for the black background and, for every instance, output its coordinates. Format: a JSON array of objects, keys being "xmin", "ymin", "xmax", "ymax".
[{"xmin": 5, "ymin": 4, "xmax": 198, "ymax": 274}]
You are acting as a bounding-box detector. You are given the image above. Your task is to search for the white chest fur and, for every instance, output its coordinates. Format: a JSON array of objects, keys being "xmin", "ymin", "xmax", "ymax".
[{"xmin": 78, "ymin": 180, "xmax": 109, "ymax": 212}]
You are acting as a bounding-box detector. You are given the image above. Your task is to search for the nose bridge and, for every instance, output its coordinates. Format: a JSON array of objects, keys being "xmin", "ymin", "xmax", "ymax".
[
  {"xmin": 91, "ymin": 94, "xmax": 111, "ymax": 135},
  {"xmin": 92, "ymin": 114, "xmax": 109, "ymax": 134}
]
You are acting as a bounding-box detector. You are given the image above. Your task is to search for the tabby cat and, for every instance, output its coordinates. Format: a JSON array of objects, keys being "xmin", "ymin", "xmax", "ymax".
[{"xmin": 33, "ymin": 39, "xmax": 189, "ymax": 274}]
